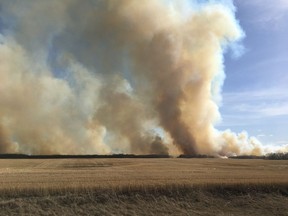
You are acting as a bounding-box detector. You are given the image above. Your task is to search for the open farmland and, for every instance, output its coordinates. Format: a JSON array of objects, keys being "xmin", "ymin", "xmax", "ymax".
[
  {"xmin": 0, "ymin": 158, "xmax": 288, "ymax": 190},
  {"xmin": 0, "ymin": 158, "xmax": 288, "ymax": 215}
]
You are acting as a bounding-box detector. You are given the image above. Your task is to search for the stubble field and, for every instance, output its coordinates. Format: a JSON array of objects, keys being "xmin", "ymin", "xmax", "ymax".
[{"xmin": 0, "ymin": 158, "xmax": 288, "ymax": 215}]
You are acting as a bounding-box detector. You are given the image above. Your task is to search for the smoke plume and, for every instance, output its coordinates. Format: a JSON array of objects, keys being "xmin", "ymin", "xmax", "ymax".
[{"xmin": 0, "ymin": 0, "xmax": 283, "ymax": 155}]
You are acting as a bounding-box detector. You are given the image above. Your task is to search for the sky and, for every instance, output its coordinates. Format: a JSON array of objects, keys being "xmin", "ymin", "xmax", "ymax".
[{"xmin": 217, "ymin": 0, "xmax": 288, "ymax": 147}]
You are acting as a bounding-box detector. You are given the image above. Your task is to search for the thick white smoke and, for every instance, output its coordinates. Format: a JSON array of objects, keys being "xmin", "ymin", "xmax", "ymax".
[{"xmin": 0, "ymin": 0, "xmax": 283, "ymax": 155}]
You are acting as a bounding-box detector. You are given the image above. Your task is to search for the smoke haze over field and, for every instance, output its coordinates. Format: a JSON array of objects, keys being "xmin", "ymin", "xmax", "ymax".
[{"xmin": 0, "ymin": 0, "xmax": 286, "ymax": 155}]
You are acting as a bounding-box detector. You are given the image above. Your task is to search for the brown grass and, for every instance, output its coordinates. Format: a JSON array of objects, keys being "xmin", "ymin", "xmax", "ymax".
[{"xmin": 0, "ymin": 158, "xmax": 287, "ymax": 215}]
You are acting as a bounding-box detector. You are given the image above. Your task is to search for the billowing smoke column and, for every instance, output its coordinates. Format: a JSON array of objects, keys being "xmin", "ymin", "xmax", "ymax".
[{"xmin": 0, "ymin": 0, "xmax": 280, "ymax": 155}]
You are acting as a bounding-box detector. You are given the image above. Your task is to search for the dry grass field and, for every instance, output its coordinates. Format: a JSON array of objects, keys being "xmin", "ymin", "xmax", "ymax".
[{"xmin": 0, "ymin": 158, "xmax": 287, "ymax": 215}]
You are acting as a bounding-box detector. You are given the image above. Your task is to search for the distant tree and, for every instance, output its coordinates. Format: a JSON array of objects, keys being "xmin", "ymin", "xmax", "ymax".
[
  {"xmin": 229, "ymin": 155, "xmax": 265, "ymax": 159},
  {"xmin": 265, "ymin": 153, "xmax": 288, "ymax": 160},
  {"xmin": 178, "ymin": 154, "xmax": 215, "ymax": 158}
]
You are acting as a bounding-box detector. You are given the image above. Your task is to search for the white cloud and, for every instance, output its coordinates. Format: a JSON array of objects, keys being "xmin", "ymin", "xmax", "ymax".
[
  {"xmin": 221, "ymin": 87, "xmax": 288, "ymax": 118},
  {"xmin": 257, "ymin": 134, "xmax": 266, "ymax": 137},
  {"xmin": 259, "ymin": 103, "xmax": 288, "ymax": 116},
  {"xmin": 236, "ymin": 0, "xmax": 288, "ymax": 24},
  {"xmin": 231, "ymin": 57, "xmax": 288, "ymax": 76},
  {"xmin": 230, "ymin": 102, "xmax": 288, "ymax": 117},
  {"xmin": 223, "ymin": 87, "xmax": 288, "ymax": 104},
  {"xmin": 217, "ymin": 113, "xmax": 260, "ymax": 127}
]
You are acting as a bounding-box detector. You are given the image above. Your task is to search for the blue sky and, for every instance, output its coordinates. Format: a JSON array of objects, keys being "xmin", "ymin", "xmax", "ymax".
[{"xmin": 217, "ymin": 0, "xmax": 288, "ymax": 147}]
